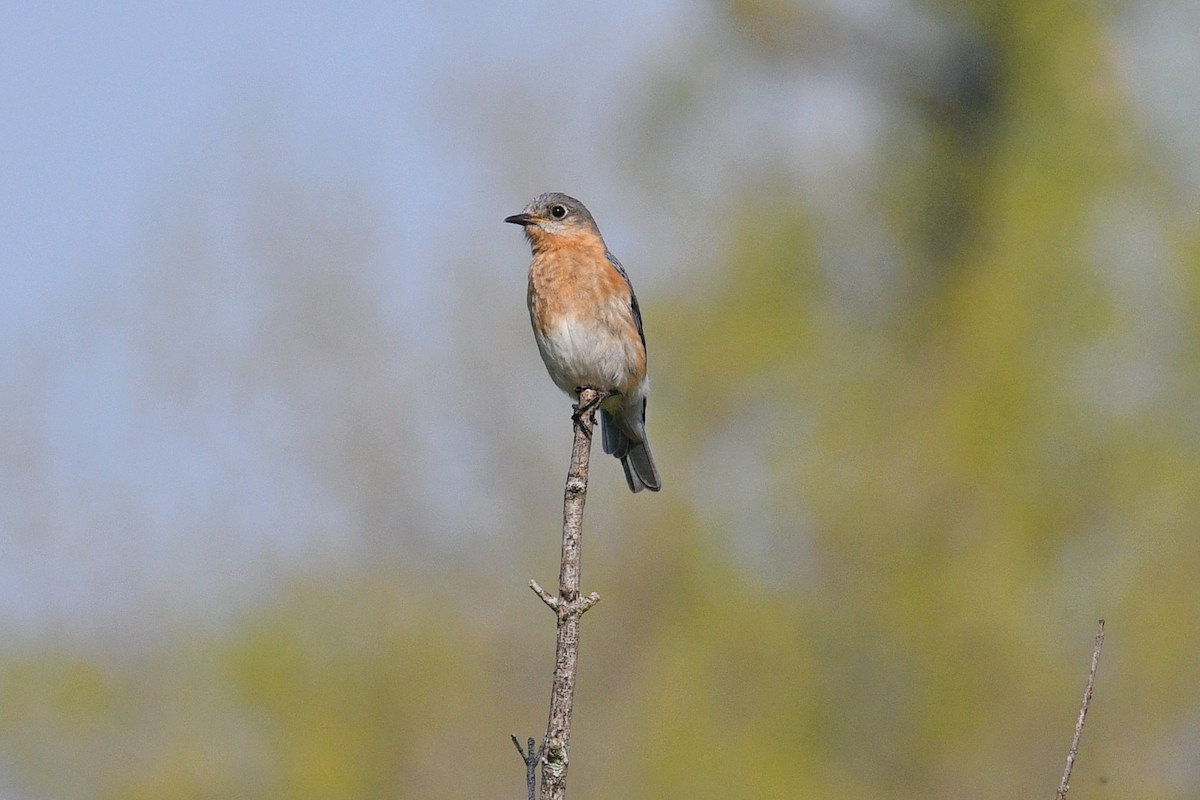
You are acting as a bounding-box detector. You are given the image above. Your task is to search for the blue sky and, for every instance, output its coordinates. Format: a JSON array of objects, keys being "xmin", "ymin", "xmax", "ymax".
[
  {"xmin": 1, "ymin": 2, "xmax": 692, "ymax": 328},
  {"xmin": 1, "ymin": 2, "xmax": 698, "ymax": 630},
  {"xmin": 3, "ymin": 1, "xmax": 1199, "ymax": 634}
]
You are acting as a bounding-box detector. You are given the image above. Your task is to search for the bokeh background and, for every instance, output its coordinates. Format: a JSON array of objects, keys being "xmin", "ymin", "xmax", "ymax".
[{"xmin": 4, "ymin": 1, "xmax": 1200, "ymax": 798}]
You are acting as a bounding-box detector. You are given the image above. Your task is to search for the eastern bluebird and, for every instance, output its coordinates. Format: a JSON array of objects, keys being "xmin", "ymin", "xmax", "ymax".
[{"xmin": 506, "ymin": 192, "xmax": 662, "ymax": 493}]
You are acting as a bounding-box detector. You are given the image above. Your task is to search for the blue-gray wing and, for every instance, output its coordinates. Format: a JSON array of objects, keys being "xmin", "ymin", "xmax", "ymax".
[{"xmin": 605, "ymin": 249, "xmax": 645, "ymax": 347}]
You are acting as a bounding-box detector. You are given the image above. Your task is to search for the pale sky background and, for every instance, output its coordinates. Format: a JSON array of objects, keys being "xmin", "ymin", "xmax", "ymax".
[
  {"xmin": 2, "ymin": 1, "xmax": 688, "ymax": 329},
  {"xmin": 1, "ymin": 2, "xmax": 704, "ymax": 635},
  {"xmin": 2, "ymin": 1, "xmax": 1199, "ymax": 637}
]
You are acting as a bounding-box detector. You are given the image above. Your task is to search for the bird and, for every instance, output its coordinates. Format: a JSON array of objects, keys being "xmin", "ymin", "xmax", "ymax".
[{"xmin": 505, "ymin": 192, "xmax": 661, "ymax": 493}]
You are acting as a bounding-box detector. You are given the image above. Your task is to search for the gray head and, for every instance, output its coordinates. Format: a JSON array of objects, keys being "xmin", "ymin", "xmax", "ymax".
[{"xmin": 504, "ymin": 192, "xmax": 601, "ymax": 242}]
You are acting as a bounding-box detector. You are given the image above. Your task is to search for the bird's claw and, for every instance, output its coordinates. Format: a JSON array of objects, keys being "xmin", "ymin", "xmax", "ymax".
[{"xmin": 571, "ymin": 388, "xmax": 609, "ymax": 437}]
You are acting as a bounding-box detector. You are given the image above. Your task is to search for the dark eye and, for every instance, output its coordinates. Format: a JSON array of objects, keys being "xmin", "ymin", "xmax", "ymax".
[{"xmin": 550, "ymin": 204, "xmax": 567, "ymax": 219}]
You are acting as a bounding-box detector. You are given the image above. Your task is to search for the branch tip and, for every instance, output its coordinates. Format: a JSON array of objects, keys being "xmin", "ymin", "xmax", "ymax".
[
  {"xmin": 529, "ymin": 579, "xmax": 558, "ymax": 610},
  {"xmin": 579, "ymin": 592, "xmax": 601, "ymax": 615},
  {"xmin": 512, "ymin": 734, "xmax": 541, "ymax": 800},
  {"xmin": 1054, "ymin": 620, "xmax": 1106, "ymax": 800}
]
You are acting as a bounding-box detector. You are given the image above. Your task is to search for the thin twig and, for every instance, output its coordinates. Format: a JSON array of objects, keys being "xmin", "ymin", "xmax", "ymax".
[
  {"xmin": 538, "ymin": 387, "xmax": 604, "ymax": 800},
  {"xmin": 529, "ymin": 579, "xmax": 558, "ymax": 610},
  {"xmin": 1055, "ymin": 619, "xmax": 1105, "ymax": 800},
  {"xmin": 512, "ymin": 734, "xmax": 542, "ymax": 800}
]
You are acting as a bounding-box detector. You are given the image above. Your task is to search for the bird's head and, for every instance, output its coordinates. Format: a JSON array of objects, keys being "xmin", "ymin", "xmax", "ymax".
[{"xmin": 505, "ymin": 192, "xmax": 600, "ymax": 248}]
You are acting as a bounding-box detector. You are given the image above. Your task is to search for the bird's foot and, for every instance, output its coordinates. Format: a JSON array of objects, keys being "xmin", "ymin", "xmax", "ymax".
[{"xmin": 571, "ymin": 388, "xmax": 611, "ymax": 438}]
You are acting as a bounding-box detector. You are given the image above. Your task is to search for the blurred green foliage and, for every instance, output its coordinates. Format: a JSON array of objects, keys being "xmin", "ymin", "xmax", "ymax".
[{"xmin": 4, "ymin": 1, "xmax": 1200, "ymax": 798}]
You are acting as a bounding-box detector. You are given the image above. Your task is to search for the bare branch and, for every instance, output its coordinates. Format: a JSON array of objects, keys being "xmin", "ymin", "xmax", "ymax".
[
  {"xmin": 1055, "ymin": 619, "xmax": 1106, "ymax": 800},
  {"xmin": 538, "ymin": 388, "xmax": 604, "ymax": 800}
]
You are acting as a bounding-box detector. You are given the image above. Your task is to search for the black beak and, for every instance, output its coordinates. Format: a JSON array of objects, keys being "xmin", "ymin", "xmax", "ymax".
[{"xmin": 505, "ymin": 212, "xmax": 534, "ymax": 226}]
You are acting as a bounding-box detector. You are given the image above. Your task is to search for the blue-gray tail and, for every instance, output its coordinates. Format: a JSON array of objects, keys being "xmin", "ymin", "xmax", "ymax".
[{"xmin": 599, "ymin": 408, "xmax": 661, "ymax": 493}]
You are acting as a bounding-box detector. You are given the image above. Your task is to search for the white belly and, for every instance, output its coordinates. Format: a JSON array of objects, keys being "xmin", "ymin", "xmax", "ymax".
[{"xmin": 534, "ymin": 316, "xmax": 639, "ymax": 396}]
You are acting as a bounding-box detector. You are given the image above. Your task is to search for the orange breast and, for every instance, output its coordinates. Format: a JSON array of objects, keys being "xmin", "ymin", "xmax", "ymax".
[
  {"xmin": 526, "ymin": 229, "xmax": 647, "ymax": 393},
  {"xmin": 527, "ymin": 230, "xmax": 630, "ymax": 334}
]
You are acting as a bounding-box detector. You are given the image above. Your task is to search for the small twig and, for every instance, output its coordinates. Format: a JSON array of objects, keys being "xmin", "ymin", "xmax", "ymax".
[
  {"xmin": 1055, "ymin": 619, "xmax": 1105, "ymax": 800},
  {"xmin": 530, "ymin": 579, "xmax": 601, "ymax": 617},
  {"xmin": 511, "ymin": 735, "xmax": 542, "ymax": 800},
  {"xmin": 578, "ymin": 592, "xmax": 601, "ymax": 615},
  {"xmin": 529, "ymin": 579, "xmax": 558, "ymax": 611}
]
